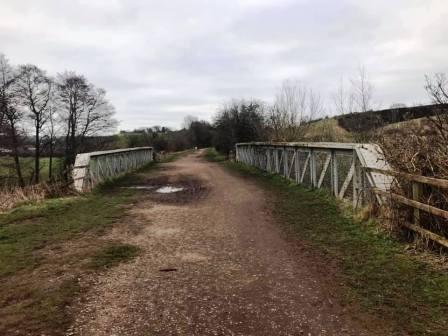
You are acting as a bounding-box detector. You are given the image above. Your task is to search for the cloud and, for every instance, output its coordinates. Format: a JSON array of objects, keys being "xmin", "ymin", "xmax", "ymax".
[{"xmin": 1, "ymin": 0, "xmax": 447, "ymax": 129}]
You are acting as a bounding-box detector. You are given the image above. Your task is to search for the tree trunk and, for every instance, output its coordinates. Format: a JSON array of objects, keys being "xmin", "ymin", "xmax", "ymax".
[
  {"xmin": 10, "ymin": 124, "xmax": 24, "ymax": 187},
  {"xmin": 48, "ymin": 137, "xmax": 53, "ymax": 181},
  {"xmin": 34, "ymin": 121, "xmax": 40, "ymax": 184}
]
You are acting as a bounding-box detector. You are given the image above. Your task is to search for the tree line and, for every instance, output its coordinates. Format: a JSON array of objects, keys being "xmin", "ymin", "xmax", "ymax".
[
  {"xmin": 0, "ymin": 53, "xmax": 117, "ymax": 186},
  {"xmin": 2, "ymin": 50, "xmax": 447, "ymax": 188}
]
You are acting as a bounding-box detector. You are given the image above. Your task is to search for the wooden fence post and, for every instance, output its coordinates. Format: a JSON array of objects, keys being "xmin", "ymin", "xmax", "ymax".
[{"xmin": 412, "ymin": 181, "xmax": 422, "ymax": 226}]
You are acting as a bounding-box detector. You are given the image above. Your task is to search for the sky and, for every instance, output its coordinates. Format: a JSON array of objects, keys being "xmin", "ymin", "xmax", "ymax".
[{"xmin": 1, "ymin": 0, "xmax": 447, "ymax": 130}]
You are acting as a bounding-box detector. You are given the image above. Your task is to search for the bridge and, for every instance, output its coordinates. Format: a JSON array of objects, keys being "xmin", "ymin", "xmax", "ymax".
[
  {"xmin": 2, "ymin": 145, "xmax": 447, "ymax": 335},
  {"xmin": 71, "ymin": 142, "xmax": 448, "ymax": 248}
]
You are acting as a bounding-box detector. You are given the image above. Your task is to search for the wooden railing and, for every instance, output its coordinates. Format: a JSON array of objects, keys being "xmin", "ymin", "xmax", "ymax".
[
  {"xmin": 366, "ymin": 167, "xmax": 448, "ymax": 248},
  {"xmin": 73, "ymin": 147, "xmax": 154, "ymax": 192}
]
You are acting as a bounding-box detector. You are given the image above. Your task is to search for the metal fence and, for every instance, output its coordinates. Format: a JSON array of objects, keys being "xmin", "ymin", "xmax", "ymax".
[
  {"xmin": 235, "ymin": 142, "xmax": 448, "ymax": 248},
  {"xmin": 73, "ymin": 147, "xmax": 154, "ymax": 192},
  {"xmin": 235, "ymin": 142, "xmax": 393, "ymax": 208}
]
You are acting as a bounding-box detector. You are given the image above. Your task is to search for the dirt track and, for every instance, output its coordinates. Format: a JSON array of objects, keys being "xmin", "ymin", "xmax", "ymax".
[{"xmin": 68, "ymin": 151, "xmax": 380, "ymax": 336}]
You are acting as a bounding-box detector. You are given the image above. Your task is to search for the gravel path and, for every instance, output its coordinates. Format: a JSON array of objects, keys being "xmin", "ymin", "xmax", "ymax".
[{"xmin": 68, "ymin": 151, "xmax": 381, "ymax": 336}]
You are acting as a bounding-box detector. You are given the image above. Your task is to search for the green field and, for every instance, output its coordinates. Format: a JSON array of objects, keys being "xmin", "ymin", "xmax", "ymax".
[{"xmin": 0, "ymin": 156, "xmax": 62, "ymax": 185}]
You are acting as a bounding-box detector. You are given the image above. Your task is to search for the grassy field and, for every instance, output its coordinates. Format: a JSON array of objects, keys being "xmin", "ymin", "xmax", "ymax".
[
  {"xmin": 211, "ymin": 150, "xmax": 448, "ymax": 336},
  {"xmin": 304, "ymin": 118, "xmax": 354, "ymax": 142},
  {"xmin": 0, "ymin": 159, "xmax": 160, "ymax": 335},
  {"xmin": 0, "ymin": 156, "xmax": 62, "ymax": 185}
]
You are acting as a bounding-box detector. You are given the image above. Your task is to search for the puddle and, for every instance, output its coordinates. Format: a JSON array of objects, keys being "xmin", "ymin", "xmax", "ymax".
[
  {"xmin": 121, "ymin": 185, "xmax": 185, "ymax": 193},
  {"xmin": 122, "ymin": 186, "xmax": 155, "ymax": 190},
  {"xmin": 156, "ymin": 186, "xmax": 185, "ymax": 193},
  {"xmin": 130, "ymin": 175, "xmax": 207, "ymax": 204}
]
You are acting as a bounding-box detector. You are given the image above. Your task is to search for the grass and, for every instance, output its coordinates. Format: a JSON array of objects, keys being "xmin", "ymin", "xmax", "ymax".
[
  {"xmin": 0, "ymin": 156, "xmax": 62, "ymax": 186},
  {"xmin": 0, "ymin": 193, "xmax": 131, "ymax": 277},
  {"xmin": 223, "ymin": 160, "xmax": 448, "ymax": 336},
  {"xmin": 0, "ymin": 161, "xmax": 158, "ymax": 335},
  {"xmin": 204, "ymin": 148, "xmax": 226, "ymax": 162},
  {"xmin": 304, "ymin": 118, "xmax": 354, "ymax": 142}
]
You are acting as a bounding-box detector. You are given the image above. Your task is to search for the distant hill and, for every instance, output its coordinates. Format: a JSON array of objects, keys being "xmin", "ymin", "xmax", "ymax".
[{"xmin": 334, "ymin": 103, "xmax": 448, "ymax": 133}]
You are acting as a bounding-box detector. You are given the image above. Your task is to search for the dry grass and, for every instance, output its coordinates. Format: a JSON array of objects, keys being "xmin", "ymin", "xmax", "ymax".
[
  {"xmin": 378, "ymin": 119, "xmax": 448, "ymax": 249},
  {"xmin": 303, "ymin": 118, "xmax": 354, "ymax": 142},
  {"xmin": 0, "ymin": 182, "xmax": 74, "ymax": 212}
]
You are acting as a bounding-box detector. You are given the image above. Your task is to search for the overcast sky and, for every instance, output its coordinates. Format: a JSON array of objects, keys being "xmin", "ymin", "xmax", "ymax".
[{"xmin": 1, "ymin": 0, "xmax": 447, "ymax": 130}]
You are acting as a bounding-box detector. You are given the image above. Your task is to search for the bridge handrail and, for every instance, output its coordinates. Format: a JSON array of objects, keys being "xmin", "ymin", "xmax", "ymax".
[
  {"xmin": 73, "ymin": 147, "xmax": 154, "ymax": 192},
  {"xmin": 235, "ymin": 141, "xmax": 448, "ymax": 248},
  {"xmin": 235, "ymin": 142, "xmax": 393, "ymax": 206}
]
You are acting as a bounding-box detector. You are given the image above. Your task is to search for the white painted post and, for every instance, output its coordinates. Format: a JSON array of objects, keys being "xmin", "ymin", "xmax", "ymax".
[
  {"xmin": 283, "ymin": 147, "xmax": 288, "ymax": 177},
  {"xmin": 331, "ymin": 150, "xmax": 339, "ymax": 197},
  {"xmin": 275, "ymin": 149, "xmax": 280, "ymax": 174},
  {"xmin": 295, "ymin": 149, "xmax": 300, "ymax": 183},
  {"xmin": 310, "ymin": 149, "xmax": 317, "ymax": 188}
]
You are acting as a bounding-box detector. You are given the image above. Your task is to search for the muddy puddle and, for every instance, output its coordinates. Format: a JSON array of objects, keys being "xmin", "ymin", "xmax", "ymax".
[
  {"xmin": 155, "ymin": 186, "xmax": 184, "ymax": 193},
  {"xmin": 125, "ymin": 175, "xmax": 207, "ymax": 204},
  {"xmin": 122, "ymin": 186, "xmax": 155, "ymax": 190}
]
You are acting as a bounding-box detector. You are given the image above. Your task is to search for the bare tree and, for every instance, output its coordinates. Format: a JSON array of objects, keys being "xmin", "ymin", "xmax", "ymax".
[
  {"xmin": 77, "ymin": 87, "xmax": 117, "ymax": 139},
  {"xmin": 351, "ymin": 66, "xmax": 374, "ymax": 112},
  {"xmin": 268, "ymin": 79, "xmax": 322, "ymax": 141},
  {"xmin": 43, "ymin": 92, "xmax": 59, "ymax": 181},
  {"xmin": 0, "ymin": 54, "xmax": 25, "ymax": 187},
  {"xmin": 332, "ymin": 76, "xmax": 355, "ymax": 115},
  {"xmin": 0, "ymin": 55, "xmax": 8, "ymax": 129},
  {"xmin": 424, "ymin": 73, "xmax": 448, "ymax": 140},
  {"xmin": 57, "ymin": 71, "xmax": 117, "ymax": 176},
  {"xmin": 15, "ymin": 65, "xmax": 52, "ymax": 183},
  {"xmin": 182, "ymin": 115, "xmax": 198, "ymax": 130}
]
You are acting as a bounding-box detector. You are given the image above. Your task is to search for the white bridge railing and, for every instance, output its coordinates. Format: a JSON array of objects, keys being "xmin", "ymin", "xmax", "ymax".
[
  {"xmin": 73, "ymin": 147, "xmax": 154, "ymax": 192},
  {"xmin": 236, "ymin": 142, "xmax": 393, "ymax": 208}
]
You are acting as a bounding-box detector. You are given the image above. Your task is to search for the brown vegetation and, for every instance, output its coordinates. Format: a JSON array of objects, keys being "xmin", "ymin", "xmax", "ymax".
[
  {"xmin": 0, "ymin": 182, "xmax": 74, "ymax": 212},
  {"xmin": 376, "ymin": 74, "xmax": 448, "ymax": 248}
]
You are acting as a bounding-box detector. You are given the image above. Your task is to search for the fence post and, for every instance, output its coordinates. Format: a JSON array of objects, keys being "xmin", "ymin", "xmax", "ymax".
[
  {"xmin": 283, "ymin": 147, "xmax": 288, "ymax": 177},
  {"xmin": 412, "ymin": 182, "xmax": 422, "ymax": 226},
  {"xmin": 310, "ymin": 149, "xmax": 317, "ymax": 188},
  {"xmin": 295, "ymin": 148, "xmax": 300, "ymax": 183},
  {"xmin": 275, "ymin": 149, "xmax": 279, "ymax": 174},
  {"xmin": 353, "ymin": 151, "xmax": 362, "ymax": 208},
  {"xmin": 330, "ymin": 150, "xmax": 338, "ymax": 196},
  {"xmin": 266, "ymin": 148, "xmax": 271, "ymax": 172}
]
